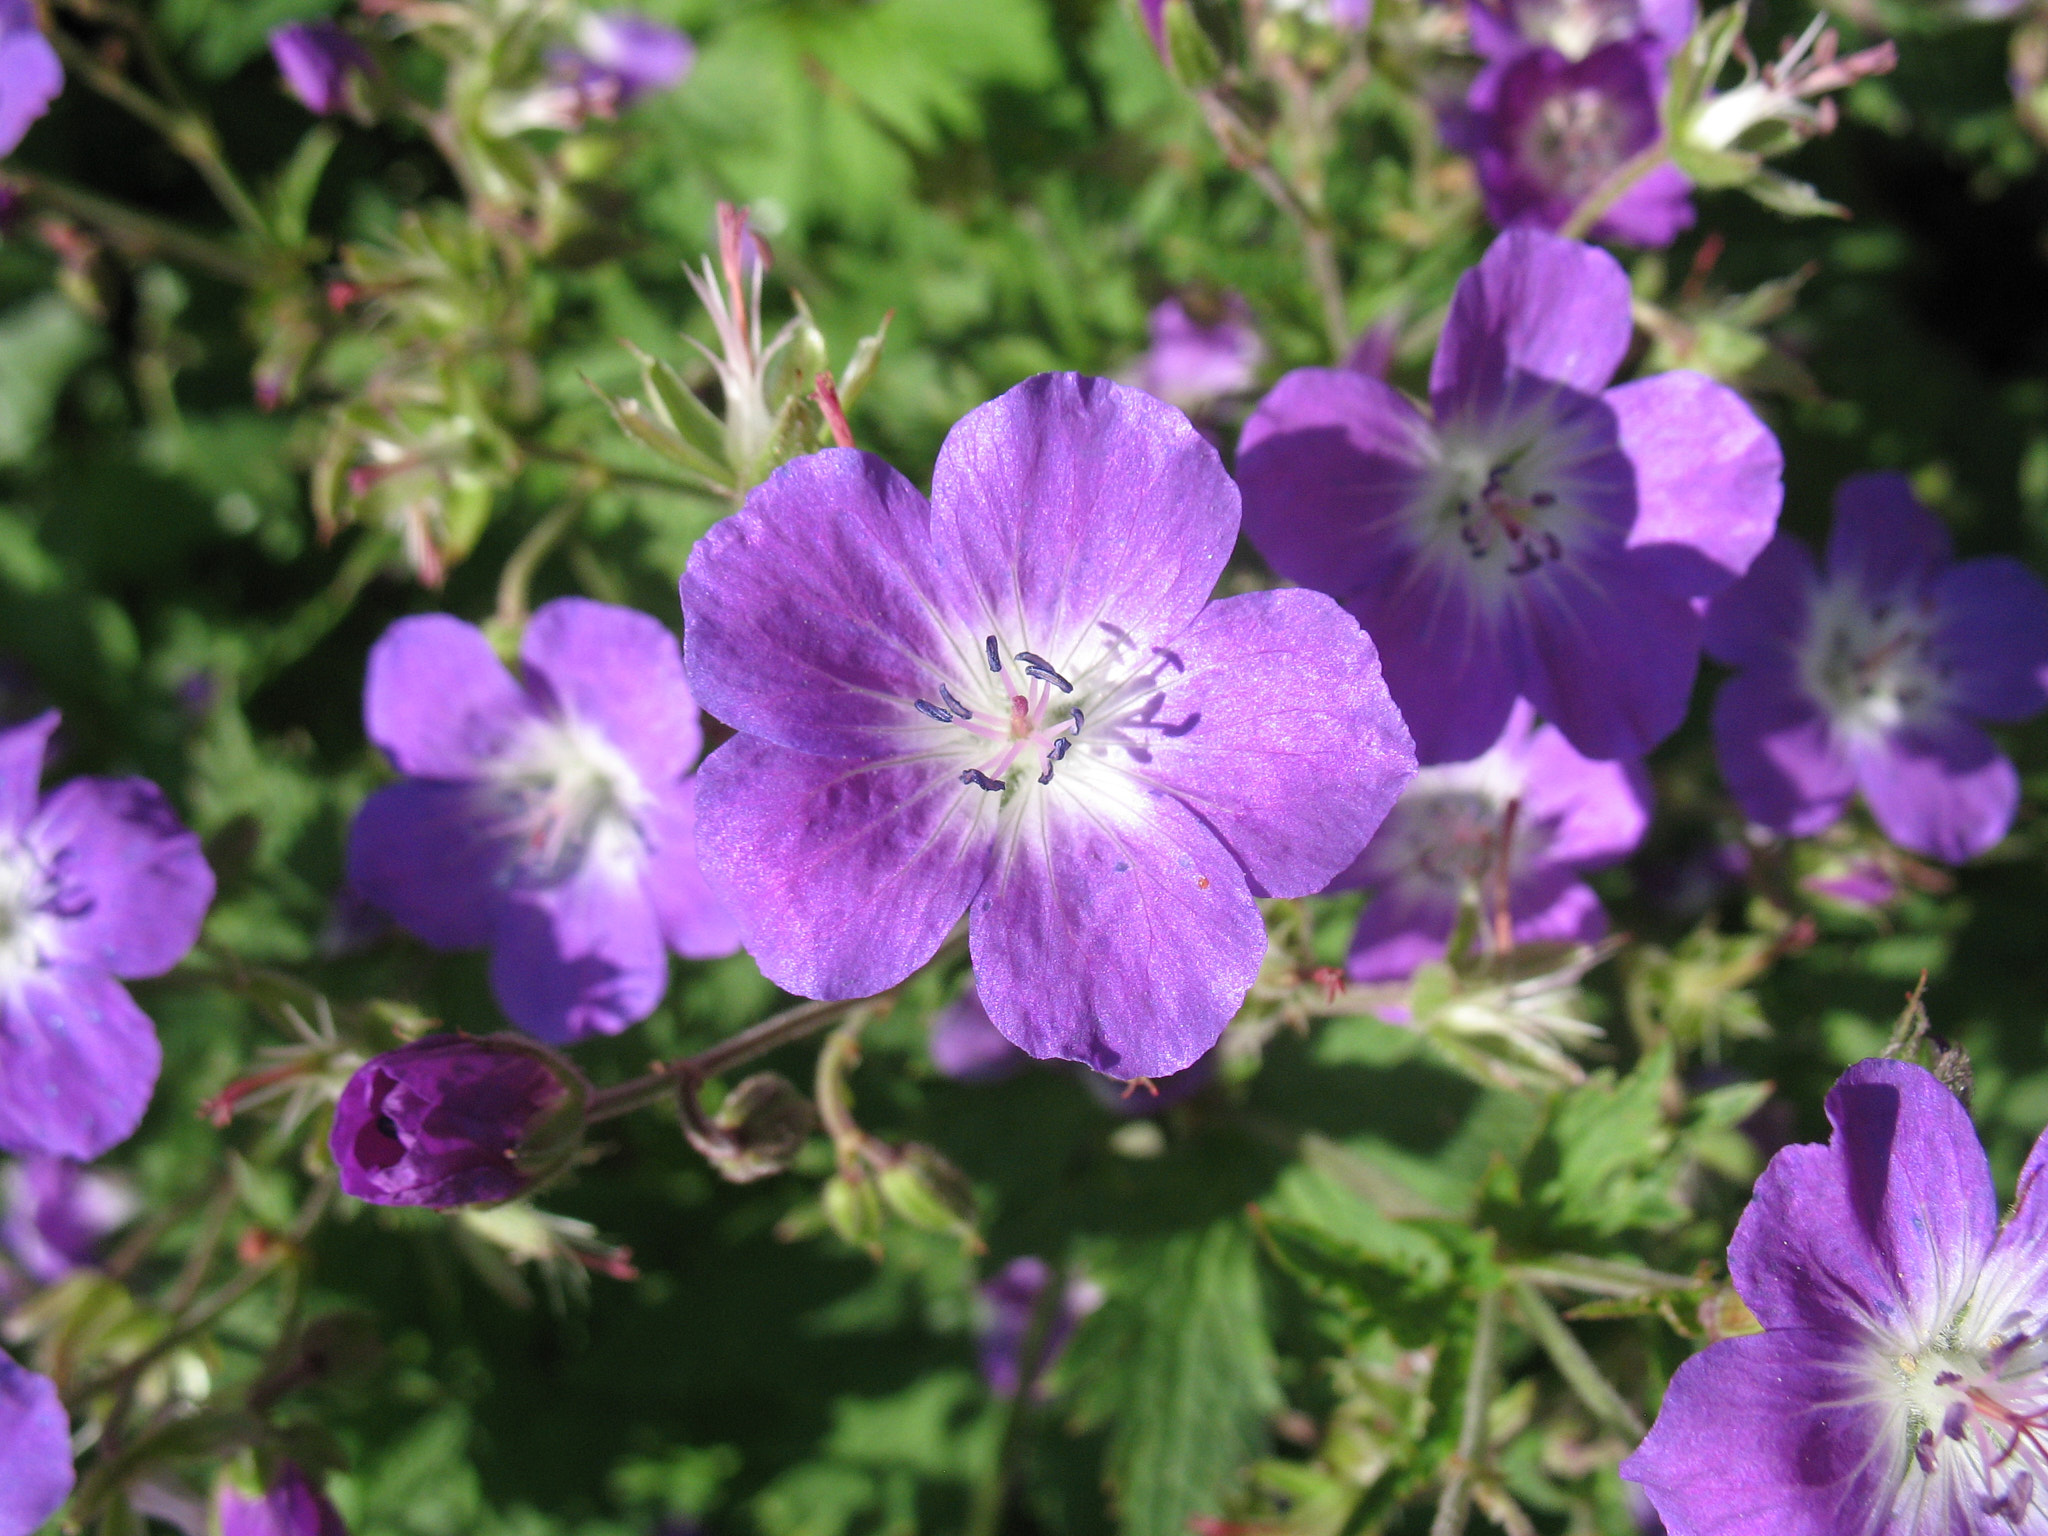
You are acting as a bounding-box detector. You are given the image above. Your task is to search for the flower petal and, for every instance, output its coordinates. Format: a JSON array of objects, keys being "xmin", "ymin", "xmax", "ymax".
[
  {"xmin": 1610, "ymin": 371, "xmax": 1784, "ymax": 603},
  {"xmin": 1826, "ymin": 472, "xmax": 1950, "ymax": 597},
  {"xmin": 1513, "ymin": 877, "xmax": 1607, "ymax": 946},
  {"xmin": 1932, "ymin": 555, "xmax": 2048, "ymax": 723},
  {"xmin": 1517, "ymin": 557, "xmax": 1702, "ymax": 760},
  {"xmin": 1518, "ymin": 719, "xmax": 1652, "ymax": 868},
  {"xmin": 346, "ymin": 781, "xmax": 502, "ymax": 950},
  {"xmin": 929, "ymin": 374, "xmax": 1239, "ymax": 658},
  {"xmin": 488, "ymin": 866, "xmax": 669, "ymax": 1042},
  {"xmin": 1972, "ymin": 1120, "xmax": 2048, "ymax": 1338},
  {"xmin": 0, "ymin": 967, "xmax": 160, "ymax": 1161},
  {"xmin": 681, "ymin": 449, "xmax": 957, "ymax": 758},
  {"xmin": 636, "ymin": 777, "xmax": 742, "ymax": 961},
  {"xmin": 1730, "ymin": 1058, "xmax": 1995, "ymax": 1341},
  {"xmin": 1850, "ymin": 719, "xmax": 2018, "ymax": 864},
  {"xmin": 1621, "ymin": 1330, "xmax": 1904, "ymax": 1536},
  {"xmin": 1430, "ymin": 229, "xmax": 1633, "ymax": 410},
  {"xmin": 519, "ymin": 598, "xmax": 701, "ymax": 785},
  {"xmin": 1347, "ymin": 886, "xmax": 1457, "ymax": 983},
  {"xmin": 970, "ymin": 793, "xmax": 1265, "ymax": 1079},
  {"xmin": 0, "ymin": 1350, "xmax": 73, "ymax": 1536},
  {"xmin": 1710, "ymin": 662, "xmax": 1854, "ymax": 837},
  {"xmin": 29, "ymin": 777, "xmax": 213, "ymax": 978},
  {"xmin": 0, "ymin": 29, "xmax": 62, "ymax": 159},
  {"xmin": 0, "ymin": 711, "xmax": 56, "ymax": 836},
  {"xmin": 364, "ymin": 614, "xmax": 529, "ymax": 778},
  {"xmin": 1703, "ymin": 536, "xmax": 1817, "ymax": 669},
  {"xmin": 693, "ymin": 734, "xmax": 998, "ymax": 1000},
  {"xmin": 1125, "ymin": 588, "xmax": 1415, "ymax": 897},
  {"xmin": 1350, "ymin": 550, "xmax": 1524, "ymax": 765},
  {"xmin": 1236, "ymin": 367, "xmax": 1438, "ymax": 604},
  {"xmin": 1595, "ymin": 160, "xmax": 1697, "ymax": 249}
]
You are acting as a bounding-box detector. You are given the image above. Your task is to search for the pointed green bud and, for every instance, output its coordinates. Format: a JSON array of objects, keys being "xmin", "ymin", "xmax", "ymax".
[
  {"xmin": 822, "ymin": 1169, "xmax": 886, "ymax": 1253},
  {"xmin": 875, "ymin": 1143, "xmax": 979, "ymax": 1241}
]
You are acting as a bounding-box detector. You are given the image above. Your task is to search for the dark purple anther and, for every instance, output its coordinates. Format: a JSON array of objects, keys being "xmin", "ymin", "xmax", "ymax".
[
  {"xmin": 1943, "ymin": 1401, "xmax": 1971, "ymax": 1440},
  {"xmin": 961, "ymin": 769, "xmax": 1006, "ymax": 793},
  {"xmin": 1025, "ymin": 667, "xmax": 1073, "ymax": 694},
  {"xmin": 940, "ymin": 685, "xmax": 974, "ymax": 719},
  {"xmin": 985, "ymin": 636, "xmax": 1002, "ymax": 673},
  {"xmin": 1051, "ymin": 737, "xmax": 1070, "ymax": 762},
  {"xmin": 915, "ymin": 699, "xmax": 954, "ymax": 723},
  {"xmin": 1069, "ymin": 707, "xmax": 1083, "ymax": 734}
]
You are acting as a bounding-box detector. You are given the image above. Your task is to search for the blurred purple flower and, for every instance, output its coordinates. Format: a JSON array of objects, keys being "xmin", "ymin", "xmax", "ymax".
[
  {"xmin": 1138, "ymin": 0, "xmax": 1167, "ymax": 51},
  {"xmin": 1469, "ymin": 0, "xmax": 1695, "ymax": 62},
  {"xmin": 977, "ymin": 1256, "xmax": 1103, "ymax": 1398},
  {"xmin": 1459, "ymin": 42, "xmax": 1695, "ymax": 247},
  {"xmin": 0, "ymin": 712, "xmax": 214, "ymax": 1161},
  {"xmin": 548, "ymin": 11, "xmax": 694, "ymax": 118},
  {"xmin": 682, "ymin": 373, "xmax": 1415, "ymax": 1080},
  {"xmin": 267, "ymin": 23, "xmax": 371, "ymax": 117},
  {"xmin": 929, "ymin": 987, "xmax": 1030, "ymax": 1083},
  {"xmin": 1137, "ymin": 295, "xmax": 1265, "ymax": 411},
  {"xmin": 331, "ymin": 1035, "xmax": 580, "ymax": 1209},
  {"xmin": 1085, "ymin": 1048, "xmax": 1216, "ymax": 1114},
  {"xmin": 0, "ymin": 0, "xmax": 60, "ymax": 159},
  {"xmin": 2, "ymin": 1156, "xmax": 134, "ymax": 1285},
  {"xmin": 346, "ymin": 598, "xmax": 739, "ymax": 1043},
  {"xmin": 216, "ymin": 1463, "xmax": 348, "ymax": 1536},
  {"xmin": 1239, "ymin": 230, "xmax": 1782, "ymax": 765},
  {"xmin": 1801, "ymin": 857, "xmax": 1896, "ymax": 910},
  {"xmin": 1706, "ymin": 472, "xmax": 2048, "ymax": 863},
  {"xmin": 1624, "ymin": 1059, "xmax": 2048, "ymax": 1531},
  {"xmin": 0, "ymin": 1347, "xmax": 71, "ymax": 1536},
  {"xmin": 1329, "ymin": 700, "xmax": 1649, "ymax": 981}
]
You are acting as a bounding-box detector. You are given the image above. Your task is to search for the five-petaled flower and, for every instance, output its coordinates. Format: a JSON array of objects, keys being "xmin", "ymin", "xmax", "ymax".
[
  {"xmin": 1237, "ymin": 229, "xmax": 1783, "ymax": 765},
  {"xmin": 0, "ymin": 1346, "xmax": 71, "ymax": 1536},
  {"xmin": 1625, "ymin": 1058, "xmax": 2048, "ymax": 1534},
  {"xmin": 346, "ymin": 598, "xmax": 739, "ymax": 1043},
  {"xmin": 682, "ymin": 372, "xmax": 1416, "ymax": 1079},
  {"xmin": 0, "ymin": 712, "xmax": 214, "ymax": 1162},
  {"xmin": 1330, "ymin": 699, "xmax": 1650, "ymax": 981},
  {"xmin": 1706, "ymin": 472, "xmax": 2048, "ymax": 864}
]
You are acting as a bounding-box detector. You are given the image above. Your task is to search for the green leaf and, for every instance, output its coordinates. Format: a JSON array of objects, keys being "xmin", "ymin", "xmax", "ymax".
[
  {"xmin": 0, "ymin": 296, "xmax": 100, "ymax": 464},
  {"xmin": 1068, "ymin": 1221, "xmax": 1283, "ymax": 1536}
]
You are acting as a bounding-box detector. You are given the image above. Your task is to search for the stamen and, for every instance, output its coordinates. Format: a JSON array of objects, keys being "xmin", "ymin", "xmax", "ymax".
[
  {"xmin": 1916, "ymin": 1429, "xmax": 1937, "ymax": 1474},
  {"xmin": 1015, "ymin": 652, "xmax": 1074, "ymax": 694},
  {"xmin": 1069, "ymin": 707, "xmax": 1084, "ymax": 734},
  {"xmin": 1037, "ymin": 764, "xmax": 1055, "ymax": 786},
  {"xmin": 1944, "ymin": 1401, "xmax": 1972, "ymax": 1441},
  {"xmin": 961, "ymin": 769, "xmax": 1006, "ymax": 793},
  {"xmin": 914, "ymin": 699, "xmax": 954, "ymax": 723},
  {"xmin": 939, "ymin": 685, "xmax": 974, "ymax": 719},
  {"xmin": 985, "ymin": 636, "xmax": 1003, "ymax": 673},
  {"xmin": 1051, "ymin": 737, "xmax": 1070, "ymax": 762}
]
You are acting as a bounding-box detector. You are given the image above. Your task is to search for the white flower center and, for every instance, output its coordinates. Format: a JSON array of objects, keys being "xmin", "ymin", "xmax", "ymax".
[
  {"xmin": 1891, "ymin": 1332, "xmax": 2048, "ymax": 1526},
  {"xmin": 0, "ymin": 839, "xmax": 61, "ymax": 984},
  {"xmin": 1522, "ymin": 87, "xmax": 1638, "ymax": 200},
  {"xmin": 1513, "ymin": 0, "xmax": 1641, "ymax": 59},
  {"xmin": 483, "ymin": 716, "xmax": 651, "ymax": 886},
  {"xmin": 1384, "ymin": 752, "xmax": 1543, "ymax": 894},
  {"xmin": 1797, "ymin": 581, "xmax": 1947, "ymax": 739}
]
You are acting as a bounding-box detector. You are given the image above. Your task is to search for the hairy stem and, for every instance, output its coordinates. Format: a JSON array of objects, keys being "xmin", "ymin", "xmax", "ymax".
[{"xmin": 1430, "ymin": 1286, "xmax": 1502, "ymax": 1536}]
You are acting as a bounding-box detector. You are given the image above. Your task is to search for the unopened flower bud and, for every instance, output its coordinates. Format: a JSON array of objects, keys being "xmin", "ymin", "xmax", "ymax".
[
  {"xmin": 822, "ymin": 1169, "xmax": 885, "ymax": 1252},
  {"xmin": 876, "ymin": 1143, "xmax": 979, "ymax": 1240},
  {"xmin": 268, "ymin": 23, "xmax": 373, "ymax": 118},
  {"xmin": 330, "ymin": 1036, "xmax": 586, "ymax": 1209},
  {"xmin": 683, "ymin": 1072, "xmax": 816, "ymax": 1184},
  {"xmin": 215, "ymin": 1461, "xmax": 349, "ymax": 1536}
]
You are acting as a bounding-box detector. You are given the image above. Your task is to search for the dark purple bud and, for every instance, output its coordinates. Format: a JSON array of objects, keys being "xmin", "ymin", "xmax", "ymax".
[
  {"xmin": 267, "ymin": 23, "xmax": 372, "ymax": 118},
  {"xmin": 330, "ymin": 1036, "xmax": 586, "ymax": 1209},
  {"xmin": 216, "ymin": 1463, "xmax": 349, "ymax": 1536},
  {"xmin": 976, "ymin": 1256, "xmax": 1103, "ymax": 1399}
]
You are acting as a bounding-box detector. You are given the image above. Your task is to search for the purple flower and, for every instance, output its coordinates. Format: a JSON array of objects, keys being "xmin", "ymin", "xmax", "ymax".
[
  {"xmin": 0, "ymin": 1348, "xmax": 71, "ymax": 1536},
  {"xmin": 1705, "ymin": 472, "xmax": 2048, "ymax": 864},
  {"xmin": 1623, "ymin": 1058, "xmax": 2048, "ymax": 1533},
  {"xmin": 1461, "ymin": 42, "xmax": 1696, "ymax": 247},
  {"xmin": 929, "ymin": 987, "xmax": 1030, "ymax": 1083},
  {"xmin": 682, "ymin": 373, "xmax": 1416, "ymax": 1079},
  {"xmin": 2, "ymin": 1155, "xmax": 133, "ymax": 1285},
  {"xmin": 1237, "ymin": 231, "xmax": 1783, "ymax": 765},
  {"xmin": 330, "ymin": 1035, "xmax": 583, "ymax": 1209},
  {"xmin": 346, "ymin": 598, "xmax": 740, "ymax": 1042},
  {"xmin": 1468, "ymin": 0, "xmax": 1696, "ymax": 62},
  {"xmin": 1801, "ymin": 857, "xmax": 1897, "ymax": 910},
  {"xmin": 267, "ymin": 23, "xmax": 371, "ymax": 118},
  {"xmin": 216, "ymin": 1463, "xmax": 348, "ymax": 1536},
  {"xmin": 1137, "ymin": 295, "xmax": 1266, "ymax": 411},
  {"xmin": 1330, "ymin": 700, "xmax": 1649, "ymax": 981},
  {"xmin": 1085, "ymin": 1047, "xmax": 1216, "ymax": 1114},
  {"xmin": 1139, "ymin": 0, "xmax": 1167, "ymax": 51},
  {"xmin": 0, "ymin": 712, "xmax": 214, "ymax": 1161},
  {"xmin": 0, "ymin": 0, "xmax": 61, "ymax": 159},
  {"xmin": 977, "ymin": 1256, "xmax": 1103, "ymax": 1398},
  {"xmin": 547, "ymin": 11, "xmax": 694, "ymax": 119}
]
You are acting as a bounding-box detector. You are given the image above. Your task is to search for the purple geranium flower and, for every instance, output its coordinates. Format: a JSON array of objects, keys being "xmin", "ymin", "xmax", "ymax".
[
  {"xmin": 1705, "ymin": 472, "xmax": 2048, "ymax": 864},
  {"xmin": 1469, "ymin": 0, "xmax": 1696, "ymax": 62},
  {"xmin": 0, "ymin": 0, "xmax": 61, "ymax": 159},
  {"xmin": 346, "ymin": 598, "xmax": 740, "ymax": 1042},
  {"xmin": 929, "ymin": 987, "xmax": 1030, "ymax": 1083},
  {"xmin": 977, "ymin": 1256, "xmax": 1104, "ymax": 1399},
  {"xmin": 267, "ymin": 23, "xmax": 372, "ymax": 117},
  {"xmin": 682, "ymin": 373, "xmax": 1416, "ymax": 1080},
  {"xmin": 549, "ymin": 11, "xmax": 693, "ymax": 117},
  {"xmin": 1137, "ymin": 295, "xmax": 1266, "ymax": 412},
  {"xmin": 1461, "ymin": 42, "xmax": 1696, "ymax": 247},
  {"xmin": 2, "ymin": 1155, "xmax": 134, "ymax": 1286},
  {"xmin": 0, "ymin": 1347, "xmax": 71, "ymax": 1536},
  {"xmin": 1624, "ymin": 1058, "xmax": 2048, "ymax": 1533},
  {"xmin": 330, "ymin": 1035, "xmax": 583, "ymax": 1209},
  {"xmin": 1330, "ymin": 700, "xmax": 1649, "ymax": 981},
  {"xmin": 1238, "ymin": 230, "xmax": 1783, "ymax": 765},
  {"xmin": 217, "ymin": 1463, "xmax": 348, "ymax": 1536},
  {"xmin": 0, "ymin": 713, "xmax": 214, "ymax": 1162}
]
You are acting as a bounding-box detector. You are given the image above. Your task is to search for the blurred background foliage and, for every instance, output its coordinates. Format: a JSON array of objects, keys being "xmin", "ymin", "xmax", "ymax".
[{"xmin": 8, "ymin": 0, "xmax": 2048, "ymax": 1533}]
